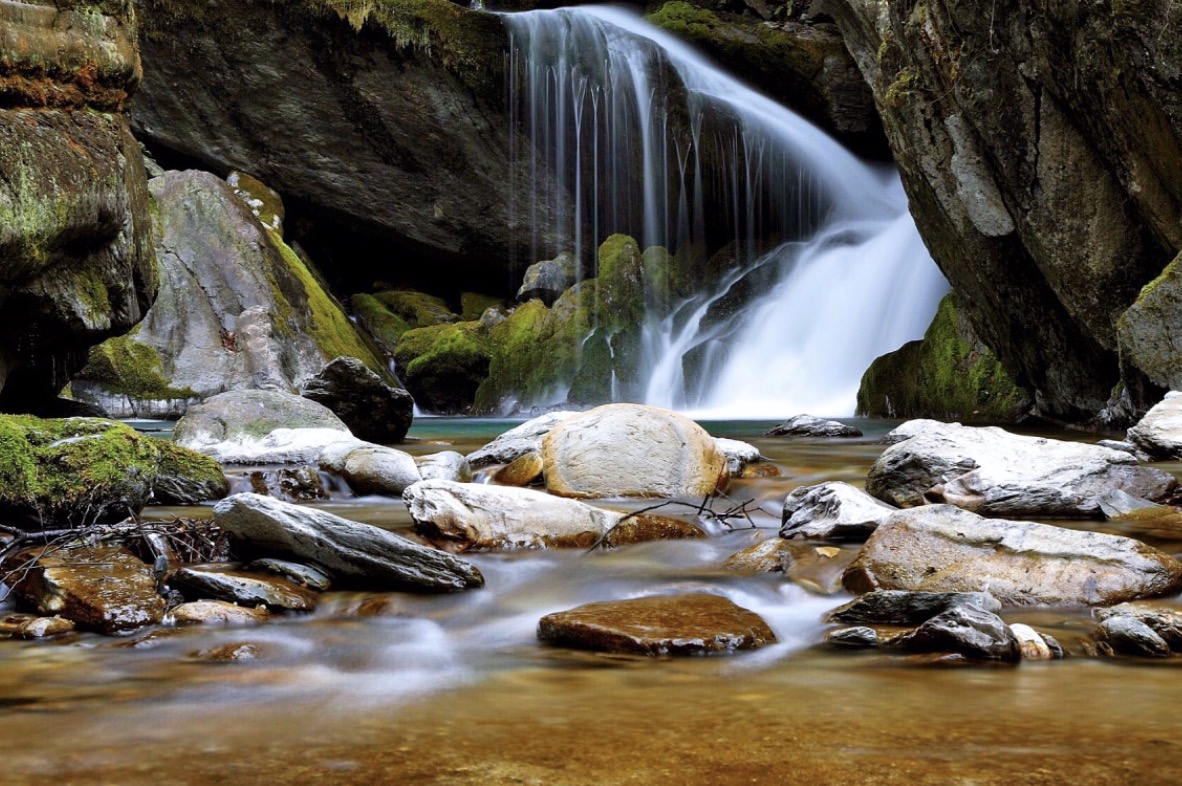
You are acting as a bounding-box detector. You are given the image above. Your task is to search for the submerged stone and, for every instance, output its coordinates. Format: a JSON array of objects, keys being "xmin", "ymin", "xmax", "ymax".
[
  {"xmin": 171, "ymin": 601, "xmax": 272, "ymax": 627},
  {"xmin": 764, "ymin": 415, "xmax": 863, "ymax": 438},
  {"xmin": 537, "ymin": 593, "xmax": 776, "ymax": 656},
  {"xmin": 827, "ymin": 590, "xmax": 1001, "ymax": 626},
  {"xmin": 892, "ymin": 605, "xmax": 1021, "ymax": 661}
]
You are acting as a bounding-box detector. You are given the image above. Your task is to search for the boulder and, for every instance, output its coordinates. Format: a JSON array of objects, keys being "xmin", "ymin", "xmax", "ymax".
[
  {"xmin": 780, "ymin": 482, "xmax": 896, "ymax": 541},
  {"xmin": 245, "ymin": 467, "xmax": 330, "ymax": 503},
  {"xmin": 416, "ymin": 451, "xmax": 473, "ymax": 483},
  {"xmin": 1127, "ymin": 392, "xmax": 1182, "ymax": 460},
  {"xmin": 764, "ymin": 415, "xmax": 863, "ymax": 438},
  {"xmin": 1093, "ymin": 616, "xmax": 1171, "ymax": 658},
  {"xmin": 212, "ymin": 493, "xmax": 483, "ymax": 591},
  {"xmin": 247, "ymin": 559, "xmax": 332, "ymax": 591},
  {"xmin": 490, "ymin": 451, "xmax": 544, "ymax": 487},
  {"xmin": 517, "ymin": 252, "xmax": 578, "ymax": 306},
  {"xmin": 827, "ymin": 590, "xmax": 1001, "ymax": 626},
  {"xmin": 466, "ymin": 412, "xmax": 577, "ymax": 468},
  {"xmin": 340, "ymin": 447, "xmax": 423, "ymax": 496},
  {"xmin": 174, "ymin": 389, "xmax": 355, "ymax": 464},
  {"xmin": 892, "ymin": 605, "xmax": 1021, "ymax": 661},
  {"xmin": 71, "ymin": 171, "xmax": 387, "ymax": 418},
  {"xmin": 301, "ymin": 357, "xmax": 414, "ymax": 444},
  {"xmin": 172, "ymin": 565, "xmax": 318, "ymax": 611},
  {"xmin": 171, "ymin": 601, "xmax": 272, "ymax": 627},
  {"xmin": 722, "ymin": 539, "xmax": 856, "ymax": 595},
  {"xmin": 541, "ymin": 404, "xmax": 727, "ymax": 499},
  {"xmin": 866, "ymin": 420, "xmax": 1176, "ymax": 518},
  {"xmin": 151, "ymin": 440, "xmax": 231, "ymax": 505},
  {"xmin": 843, "ymin": 505, "xmax": 1182, "ymax": 606},
  {"xmin": 393, "ymin": 322, "xmax": 491, "ymax": 414},
  {"xmin": 404, "ymin": 480, "xmax": 620, "ymax": 551},
  {"xmin": 0, "ymin": 0, "xmax": 156, "ymax": 412},
  {"xmin": 714, "ymin": 438, "xmax": 764, "ymax": 476},
  {"xmin": 1094, "ymin": 603, "xmax": 1182, "ymax": 652},
  {"xmin": 5, "ymin": 545, "xmax": 165, "ymax": 635},
  {"xmin": 536, "ymin": 593, "xmax": 777, "ymax": 656}
]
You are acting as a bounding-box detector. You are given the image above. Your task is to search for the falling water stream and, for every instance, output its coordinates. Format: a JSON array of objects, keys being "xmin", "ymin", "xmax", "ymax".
[{"xmin": 504, "ymin": 7, "xmax": 949, "ymax": 416}]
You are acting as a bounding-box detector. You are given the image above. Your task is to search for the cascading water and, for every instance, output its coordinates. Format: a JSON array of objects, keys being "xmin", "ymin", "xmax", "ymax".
[{"xmin": 503, "ymin": 6, "xmax": 948, "ymax": 417}]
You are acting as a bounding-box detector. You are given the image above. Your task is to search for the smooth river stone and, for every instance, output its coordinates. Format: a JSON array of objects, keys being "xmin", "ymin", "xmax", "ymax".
[{"xmin": 537, "ymin": 593, "xmax": 776, "ymax": 656}]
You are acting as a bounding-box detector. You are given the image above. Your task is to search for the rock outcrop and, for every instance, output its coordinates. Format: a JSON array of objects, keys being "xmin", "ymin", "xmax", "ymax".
[
  {"xmin": 830, "ymin": 0, "xmax": 1182, "ymax": 422},
  {"xmin": 0, "ymin": 0, "xmax": 157, "ymax": 412}
]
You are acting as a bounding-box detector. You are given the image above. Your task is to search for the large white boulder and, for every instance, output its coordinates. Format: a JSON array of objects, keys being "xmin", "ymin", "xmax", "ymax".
[
  {"xmin": 867, "ymin": 420, "xmax": 1176, "ymax": 517},
  {"xmin": 541, "ymin": 404, "xmax": 728, "ymax": 499},
  {"xmin": 1128, "ymin": 391, "xmax": 1182, "ymax": 459}
]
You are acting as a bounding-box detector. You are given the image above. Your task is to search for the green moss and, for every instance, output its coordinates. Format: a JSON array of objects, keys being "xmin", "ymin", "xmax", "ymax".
[
  {"xmin": 351, "ymin": 292, "xmax": 412, "ymax": 354},
  {"xmin": 153, "ymin": 439, "xmax": 228, "ymax": 497},
  {"xmin": 460, "ymin": 291, "xmax": 502, "ymax": 321},
  {"xmin": 856, "ymin": 293, "xmax": 1031, "ymax": 422},
  {"xmin": 0, "ymin": 416, "xmax": 160, "ymax": 526},
  {"xmin": 394, "ymin": 322, "xmax": 491, "ymax": 413},
  {"xmin": 884, "ymin": 66, "xmax": 920, "ymax": 108},
  {"xmin": 77, "ymin": 333, "xmax": 197, "ymax": 401},
  {"xmin": 375, "ymin": 289, "xmax": 459, "ymax": 328},
  {"xmin": 596, "ymin": 234, "xmax": 646, "ymax": 331},
  {"xmin": 646, "ymin": 1, "xmax": 719, "ymax": 39}
]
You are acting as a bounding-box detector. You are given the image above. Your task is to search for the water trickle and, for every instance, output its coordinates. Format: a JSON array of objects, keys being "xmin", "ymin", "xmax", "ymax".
[{"xmin": 503, "ymin": 7, "xmax": 948, "ymax": 417}]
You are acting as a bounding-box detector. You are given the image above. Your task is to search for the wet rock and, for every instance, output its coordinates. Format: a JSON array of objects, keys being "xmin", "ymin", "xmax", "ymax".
[
  {"xmin": 537, "ymin": 593, "xmax": 776, "ymax": 656},
  {"xmin": 246, "ymin": 467, "xmax": 330, "ymax": 503},
  {"xmin": 826, "ymin": 626, "xmax": 880, "ymax": 649},
  {"xmin": 174, "ymin": 389, "xmax": 355, "ymax": 464},
  {"xmin": 340, "ymin": 446, "xmax": 423, "ymax": 496},
  {"xmin": 404, "ymin": 480, "xmax": 620, "ymax": 551},
  {"xmin": 764, "ymin": 415, "xmax": 862, "ymax": 438},
  {"xmin": 301, "ymin": 357, "xmax": 414, "ymax": 444},
  {"xmin": 14, "ymin": 616, "xmax": 76, "ymax": 639},
  {"xmin": 542, "ymin": 404, "xmax": 728, "ymax": 499},
  {"xmin": 603, "ymin": 514, "xmax": 706, "ymax": 548},
  {"xmin": 715, "ymin": 438, "xmax": 764, "ymax": 476},
  {"xmin": 780, "ymin": 482, "xmax": 896, "ymax": 541},
  {"xmin": 1127, "ymin": 392, "xmax": 1182, "ymax": 460},
  {"xmin": 843, "ymin": 505, "xmax": 1182, "ymax": 606},
  {"xmin": 490, "ymin": 451, "xmax": 544, "ymax": 487},
  {"xmin": 1009, "ymin": 623, "xmax": 1060, "ymax": 661},
  {"xmin": 866, "ymin": 420, "xmax": 1176, "ymax": 517},
  {"xmin": 248, "ymin": 559, "xmax": 332, "ymax": 591},
  {"xmin": 1097, "ymin": 440, "xmax": 1147, "ymax": 460},
  {"xmin": 466, "ymin": 412, "xmax": 577, "ymax": 468},
  {"xmin": 1094, "ymin": 603, "xmax": 1182, "ymax": 651},
  {"xmin": 213, "ymin": 493, "xmax": 483, "ymax": 591},
  {"xmin": 517, "ymin": 252, "xmax": 577, "ymax": 306},
  {"xmin": 194, "ymin": 642, "xmax": 263, "ymax": 662},
  {"xmin": 893, "ymin": 606, "xmax": 1021, "ymax": 661},
  {"xmin": 6, "ymin": 545, "xmax": 166, "ymax": 635},
  {"xmin": 723, "ymin": 538, "xmax": 797, "ymax": 573},
  {"xmin": 1094, "ymin": 617, "xmax": 1171, "ymax": 658},
  {"xmin": 171, "ymin": 601, "xmax": 272, "ymax": 627},
  {"xmin": 416, "ymin": 451, "xmax": 473, "ymax": 483},
  {"xmin": 172, "ymin": 565, "xmax": 318, "ymax": 611},
  {"xmin": 741, "ymin": 463, "xmax": 782, "ymax": 479},
  {"xmin": 151, "ymin": 441, "xmax": 231, "ymax": 505},
  {"xmin": 723, "ymin": 538, "xmax": 854, "ymax": 594},
  {"xmin": 827, "ymin": 590, "xmax": 1001, "ymax": 626}
]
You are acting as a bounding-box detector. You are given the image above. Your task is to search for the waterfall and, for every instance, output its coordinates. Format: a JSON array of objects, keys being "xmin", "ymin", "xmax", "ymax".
[{"xmin": 502, "ymin": 7, "xmax": 949, "ymax": 417}]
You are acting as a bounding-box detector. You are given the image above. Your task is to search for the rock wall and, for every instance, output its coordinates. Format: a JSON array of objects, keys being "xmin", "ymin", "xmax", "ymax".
[
  {"xmin": 0, "ymin": 0, "xmax": 157, "ymax": 412},
  {"xmin": 828, "ymin": 0, "xmax": 1182, "ymax": 422}
]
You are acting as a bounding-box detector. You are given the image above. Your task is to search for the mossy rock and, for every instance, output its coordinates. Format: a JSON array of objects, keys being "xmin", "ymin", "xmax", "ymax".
[
  {"xmin": 394, "ymin": 322, "xmax": 491, "ymax": 413},
  {"xmin": 375, "ymin": 289, "xmax": 459, "ymax": 328},
  {"xmin": 76, "ymin": 331, "xmax": 197, "ymax": 402},
  {"xmin": 0, "ymin": 416, "xmax": 225, "ymax": 527},
  {"xmin": 856, "ymin": 293, "xmax": 1032, "ymax": 422},
  {"xmin": 460, "ymin": 291, "xmax": 503, "ymax": 322},
  {"xmin": 596, "ymin": 234, "xmax": 646, "ymax": 332},
  {"xmin": 152, "ymin": 440, "xmax": 230, "ymax": 505},
  {"xmin": 351, "ymin": 293, "xmax": 412, "ymax": 356}
]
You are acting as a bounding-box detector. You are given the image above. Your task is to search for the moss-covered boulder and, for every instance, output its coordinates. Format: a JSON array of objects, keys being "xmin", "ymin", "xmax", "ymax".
[
  {"xmin": 71, "ymin": 170, "xmax": 389, "ymax": 418},
  {"xmin": 857, "ymin": 294, "xmax": 1031, "ymax": 422},
  {"xmin": 0, "ymin": 416, "xmax": 227, "ymax": 527},
  {"xmin": 394, "ymin": 323, "xmax": 492, "ymax": 414},
  {"xmin": 0, "ymin": 0, "xmax": 157, "ymax": 412},
  {"xmin": 351, "ymin": 293, "xmax": 412, "ymax": 357},
  {"xmin": 1116, "ymin": 251, "xmax": 1182, "ymax": 403},
  {"xmin": 375, "ymin": 290, "xmax": 459, "ymax": 328}
]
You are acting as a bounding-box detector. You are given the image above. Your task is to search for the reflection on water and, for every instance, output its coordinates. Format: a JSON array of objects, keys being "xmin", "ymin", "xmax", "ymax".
[{"xmin": 3, "ymin": 418, "xmax": 1182, "ymax": 785}]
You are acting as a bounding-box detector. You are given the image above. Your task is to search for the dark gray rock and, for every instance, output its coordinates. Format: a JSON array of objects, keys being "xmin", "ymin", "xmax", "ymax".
[
  {"xmin": 517, "ymin": 252, "xmax": 577, "ymax": 306},
  {"xmin": 213, "ymin": 493, "xmax": 484, "ymax": 591},
  {"xmin": 1094, "ymin": 603, "xmax": 1182, "ymax": 651},
  {"xmin": 248, "ymin": 559, "xmax": 333, "ymax": 591},
  {"xmin": 893, "ymin": 606, "xmax": 1020, "ymax": 661},
  {"xmin": 1094, "ymin": 616, "xmax": 1171, "ymax": 658},
  {"xmin": 827, "ymin": 590, "xmax": 1001, "ymax": 626},
  {"xmin": 866, "ymin": 420, "xmax": 1176, "ymax": 518},
  {"xmin": 825, "ymin": 626, "xmax": 880, "ymax": 649},
  {"xmin": 302, "ymin": 356, "xmax": 414, "ymax": 444},
  {"xmin": 173, "ymin": 565, "xmax": 318, "ymax": 611},
  {"xmin": 764, "ymin": 415, "xmax": 862, "ymax": 438},
  {"xmin": 781, "ymin": 481, "xmax": 895, "ymax": 541},
  {"xmin": 245, "ymin": 467, "xmax": 330, "ymax": 503},
  {"xmin": 843, "ymin": 505, "xmax": 1182, "ymax": 607}
]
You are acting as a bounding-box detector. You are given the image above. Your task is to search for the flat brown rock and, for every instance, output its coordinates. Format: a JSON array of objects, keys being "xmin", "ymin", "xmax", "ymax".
[{"xmin": 537, "ymin": 593, "xmax": 776, "ymax": 656}]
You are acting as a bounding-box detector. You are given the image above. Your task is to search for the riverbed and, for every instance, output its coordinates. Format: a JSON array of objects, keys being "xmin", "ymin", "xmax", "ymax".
[{"xmin": 2, "ymin": 419, "xmax": 1180, "ymax": 785}]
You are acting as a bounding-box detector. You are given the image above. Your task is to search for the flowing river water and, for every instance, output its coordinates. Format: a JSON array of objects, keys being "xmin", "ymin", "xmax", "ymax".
[{"xmin": 2, "ymin": 419, "xmax": 1182, "ymax": 784}]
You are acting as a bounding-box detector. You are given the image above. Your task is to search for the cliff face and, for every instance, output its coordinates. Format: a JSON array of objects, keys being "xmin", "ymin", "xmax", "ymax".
[
  {"xmin": 0, "ymin": 0, "xmax": 157, "ymax": 412},
  {"xmin": 830, "ymin": 0, "xmax": 1182, "ymax": 422}
]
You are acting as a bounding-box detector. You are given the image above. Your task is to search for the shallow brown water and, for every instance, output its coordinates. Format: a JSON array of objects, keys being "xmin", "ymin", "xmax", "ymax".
[{"xmin": 3, "ymin": 418, "xmax": 1182, "ymax": 785}]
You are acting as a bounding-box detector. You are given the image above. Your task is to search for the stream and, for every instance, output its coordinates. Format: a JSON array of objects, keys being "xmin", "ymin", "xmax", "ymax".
[{"xmin": 2, "ymin": 419, "xmax": 1181, "ymax": 784}]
